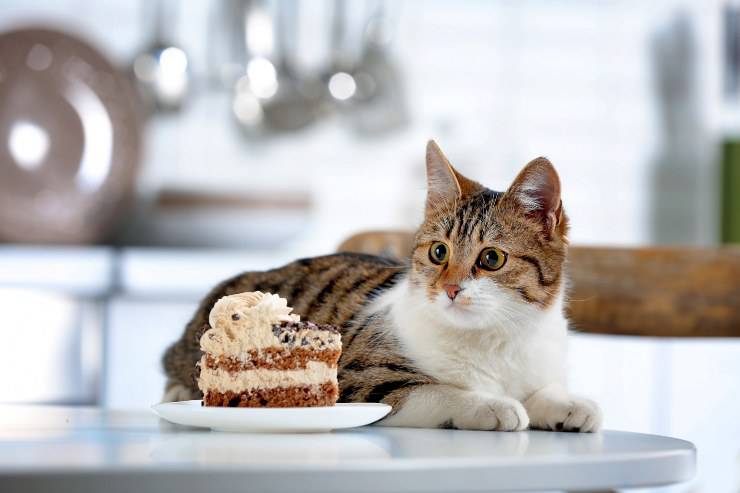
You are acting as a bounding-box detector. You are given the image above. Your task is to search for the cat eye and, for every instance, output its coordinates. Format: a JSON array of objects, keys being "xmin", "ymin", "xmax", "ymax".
[
  {"xmin": 477, "ymin": 247, "xmax": 507, "ymax": 271},
  {"xmin": 429, "ymin": 242, "xmax": 450, "ymax": 265}
]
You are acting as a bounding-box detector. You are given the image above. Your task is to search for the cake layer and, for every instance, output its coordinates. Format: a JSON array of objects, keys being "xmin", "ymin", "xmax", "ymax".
[
  {"xmin": 203, "ymin": 382, "xmax": 338, "ymax": 407},
  {"xmin": 197, "ymin": 291, "xmax": 342, "ymax": 409},
  {"xmin": 197, "ymin": 359, "xmax": 337, "ymax": 393},
  {"xmin": 205, "ymin": 347, "xmax": 341, "ymax": 371}
]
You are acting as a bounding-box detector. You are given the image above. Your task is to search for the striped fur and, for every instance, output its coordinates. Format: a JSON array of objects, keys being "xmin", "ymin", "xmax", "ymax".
[
  {"xmin": 162, "ymin": 252, "xmax": 434, "ymax": 407},
  {"xmin": 162, "ymin": 140, "xmax": 601, "ymax": 433}
]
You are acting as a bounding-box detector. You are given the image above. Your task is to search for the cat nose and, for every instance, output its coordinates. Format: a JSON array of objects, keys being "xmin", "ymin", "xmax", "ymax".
[{"xmin": 444, "ymin": 284, "xmax": 462, "ymax": 300}]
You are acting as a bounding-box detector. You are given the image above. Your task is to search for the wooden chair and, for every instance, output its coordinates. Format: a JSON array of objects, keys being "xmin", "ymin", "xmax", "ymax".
[{"xmin": 338, "ymin": 231, "xmax": 740, "ymax": 337}]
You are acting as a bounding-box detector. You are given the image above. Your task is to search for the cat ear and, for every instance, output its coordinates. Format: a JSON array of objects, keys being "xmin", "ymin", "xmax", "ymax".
[
  {"xmin": 425, "ymin": 140, "xmax": 480, "ymax": 210},
  {"xmin": 505, "ymin": 157, "xmax": 564, "ymax": 236}
]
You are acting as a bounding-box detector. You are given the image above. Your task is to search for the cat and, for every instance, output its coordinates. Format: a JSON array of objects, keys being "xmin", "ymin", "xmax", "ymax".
[{"xmin": 162, "ymin": 140, "xmax": 602, "ymax": 432}]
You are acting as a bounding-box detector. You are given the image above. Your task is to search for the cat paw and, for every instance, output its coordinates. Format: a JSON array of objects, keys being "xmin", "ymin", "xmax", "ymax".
[
  {"xmin": 535, "ymin": 398, "xmax": 602, "ymax": 433},
  {"xmin": 455, "ymin": 396, "xmax": 529, "ymax": 431}
]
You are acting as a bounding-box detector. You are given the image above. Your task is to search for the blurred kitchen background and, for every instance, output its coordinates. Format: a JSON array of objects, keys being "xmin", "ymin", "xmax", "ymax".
[{"xmin": 1, "ymin": 0, "xmax": 739, "ymax": 491}]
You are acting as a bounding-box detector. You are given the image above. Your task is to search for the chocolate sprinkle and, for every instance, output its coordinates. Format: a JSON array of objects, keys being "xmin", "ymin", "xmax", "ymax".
[
  {"xmin": 277, "ymin": 320, "xmax": 340, "ymax": 334},
  {"xmin": 269, "ymin": 321, "xmax": 340, "ymax": 348}
]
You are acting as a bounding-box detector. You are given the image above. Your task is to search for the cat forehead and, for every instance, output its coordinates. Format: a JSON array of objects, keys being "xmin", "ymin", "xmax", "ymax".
[{"xmin": 425, "ymin": 189, "xmax": 505, "ymax": 241}]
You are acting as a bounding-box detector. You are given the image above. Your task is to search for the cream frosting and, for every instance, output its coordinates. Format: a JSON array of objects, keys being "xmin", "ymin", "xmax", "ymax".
[
  {"xmin": 197, "ymin": 359, "xmax": 337, "ymax": 393},
  {"xmin": 208, "ymin": 291, "xmax": 299, "ymax": 331},
  {"xmin": 200, "ymin": 291, "xmax": 341, "ymax": 356},
  {"xmin": 201, "ymin": 291, "xmax": 298, "ymax": 353}
]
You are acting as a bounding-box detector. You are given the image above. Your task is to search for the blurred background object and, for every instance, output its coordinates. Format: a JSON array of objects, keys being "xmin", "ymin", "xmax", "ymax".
[
  {"xmin": 0, "ymin": 27, "xmax": 141, "ymax": 244},
  {"xmin": 649, "ymin": 11, "xmax": 715, "ymax": 244},
  {"xmin": 722, "ymin": 2, "xmax": 740, "ymax": 243},
  {"xmin": 1, "ymin": 1, "xmax": 740, "ymax": 492},
  {"xmin": 131, "ymin": 0, "xmax": 190, "ymax": 113}
]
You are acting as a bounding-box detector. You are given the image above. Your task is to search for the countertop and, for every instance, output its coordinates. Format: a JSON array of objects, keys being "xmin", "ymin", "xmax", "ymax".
[{"xmin": 0, "ymin": 405, "xmax": 696, "ymax": 493}]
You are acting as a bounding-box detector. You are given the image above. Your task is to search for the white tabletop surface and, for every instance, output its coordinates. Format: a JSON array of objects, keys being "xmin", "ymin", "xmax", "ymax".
[{"xmin": 0, "ymin": 405, "xmax": 695, "ymax": 493}]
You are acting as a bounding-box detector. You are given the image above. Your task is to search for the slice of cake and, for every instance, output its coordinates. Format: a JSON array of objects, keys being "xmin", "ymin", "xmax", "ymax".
[{"xmin": 197, "ymin": 291, "xmax": 341, "ymax": 407}]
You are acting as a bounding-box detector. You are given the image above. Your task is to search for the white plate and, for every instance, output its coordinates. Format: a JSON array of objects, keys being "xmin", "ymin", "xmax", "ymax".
[{"xmin": 151, "ymin": 400, "xmax": 392, "ymax": 433}]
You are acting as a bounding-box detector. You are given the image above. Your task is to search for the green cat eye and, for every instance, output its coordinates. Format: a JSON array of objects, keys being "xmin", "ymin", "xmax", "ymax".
[
  {"xmin": 477, "ymin": 247, "xmax": 507, "ymax": 271},
  {"xmin": 429, "ymin": 242, "xmax": 450, "ymax": 265}
]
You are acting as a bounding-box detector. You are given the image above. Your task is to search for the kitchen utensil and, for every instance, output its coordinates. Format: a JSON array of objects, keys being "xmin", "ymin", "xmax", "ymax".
[
  {"xmin": 131, "ymin": 0, "xmax": 190, "ymax": 112},
  {"xmin": 261, "ymin": 0, "xmax": 323, "ymax": 132},
  {"xmin": 0, "ymin": 27, "xmax": 142, "ymax": 244},
  {"xmin": 208, "ymin": 0, "xmax": 253, "ymax": 90},
  {"xmin": 152, "ymin": 400, "xmax": 392, "ymax": 432},
  {"xmin": 323, "ymin": 0, "xmax": 357, "ymax": 104},
  {"xmin": 227, "ymin": 0, "xmax": 268, "ymax": 132},
  {"xmin": 349, "ymin": 0, "xmax": 408, "ymax": 135},
  {"xmin": 233, "ymin": 0, "xmax": 322, "ymax": 136}
]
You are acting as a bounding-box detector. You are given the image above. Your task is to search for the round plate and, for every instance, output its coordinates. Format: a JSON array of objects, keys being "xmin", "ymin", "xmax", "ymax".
[
  {"xmin": 151, "ymin": 400, "xmax": 392, "ymax": 433},
  {"xmin": 0, "ymin": 27, "xmax": 142, "ymax": 243}
]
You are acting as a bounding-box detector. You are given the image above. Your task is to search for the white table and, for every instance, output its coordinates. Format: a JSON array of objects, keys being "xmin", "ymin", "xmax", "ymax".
[{"xmin": 0, "ymin": 405, "xmax": 695, "ymax": 492}]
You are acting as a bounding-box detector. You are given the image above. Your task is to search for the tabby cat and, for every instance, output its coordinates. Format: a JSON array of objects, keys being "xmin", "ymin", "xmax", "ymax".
[{"xmin": 162, "ymin": 140, "xmax": 602, "ymax": 432}]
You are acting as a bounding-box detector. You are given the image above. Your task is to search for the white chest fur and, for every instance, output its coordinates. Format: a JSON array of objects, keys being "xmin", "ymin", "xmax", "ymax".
[{"xmin": 373, "ymin": 279, "xmax": 569, "ymax": 401}]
